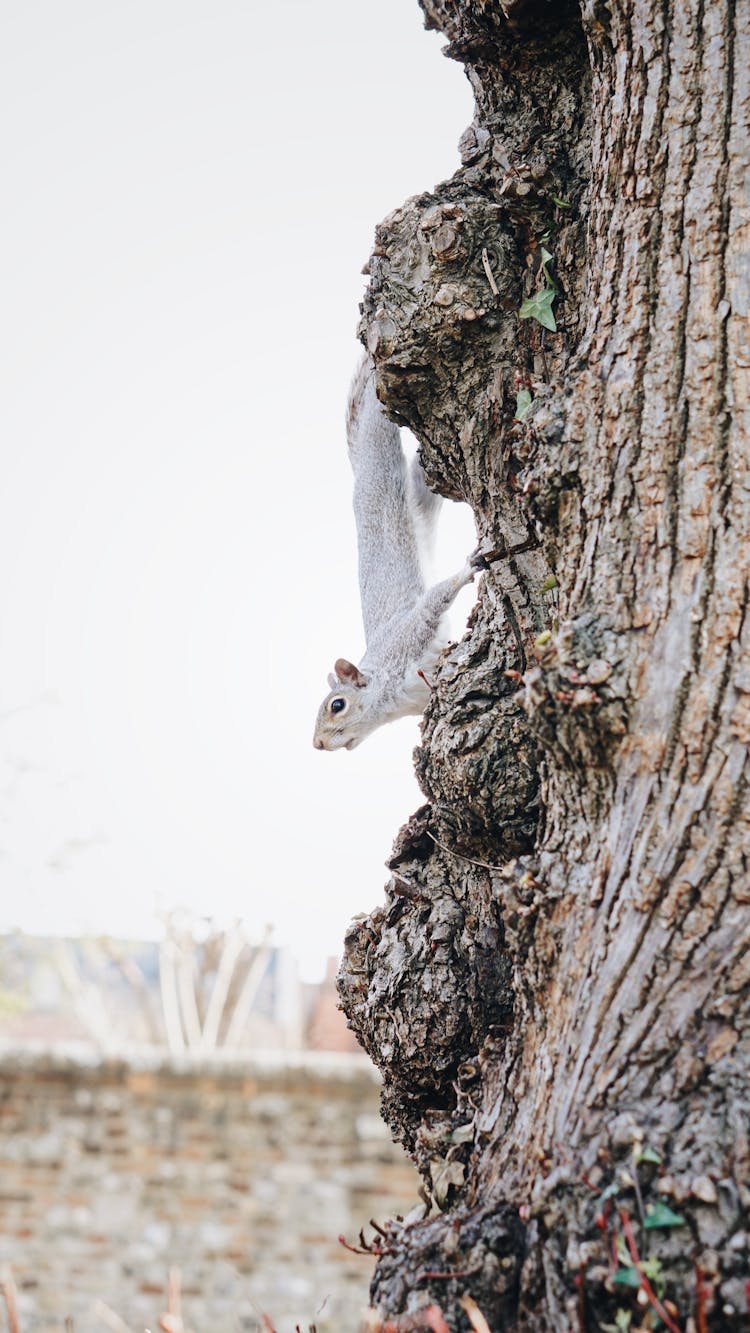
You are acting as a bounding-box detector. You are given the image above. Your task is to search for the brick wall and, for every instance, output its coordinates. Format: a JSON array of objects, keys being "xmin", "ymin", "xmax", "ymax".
[{"xmin": 0, "ymin": 1046, "xmax": 417, "ymax": 1333}]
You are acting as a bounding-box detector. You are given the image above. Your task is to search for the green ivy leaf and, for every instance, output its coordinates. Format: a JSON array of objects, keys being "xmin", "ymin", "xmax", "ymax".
[
  {"xmin": 515, "ymin": 388, "xmax": 532, "ymax": 421},
  {"xmin": 519, "ymin": 285, "xmax": 557, "ymax": 332},
  {"xmin": 644, "ymin": 1201, "xmax": 686, "ymax": 1229},
  {"xmin": 614, "ymin": 1310, "xmax": 632, "ymax": 1333},
  {"xmin": 613, "ymin": 1266, "xmax": 641, "ymax": 1289}
]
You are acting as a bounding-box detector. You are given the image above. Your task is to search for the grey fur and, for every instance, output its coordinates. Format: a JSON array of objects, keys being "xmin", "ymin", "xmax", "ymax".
[{"xmin": 313, "ymin": 358, "xmax": 479, "ymax": 752}]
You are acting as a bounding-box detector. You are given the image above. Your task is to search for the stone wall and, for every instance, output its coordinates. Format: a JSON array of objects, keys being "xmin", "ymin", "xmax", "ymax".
[{"xmin": 0, "ymin": 1045, "xmax": 418, "ymax": 1333}]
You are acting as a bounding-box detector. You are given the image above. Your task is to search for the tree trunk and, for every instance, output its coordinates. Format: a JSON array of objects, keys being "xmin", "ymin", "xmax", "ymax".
[{"xmin": 337, "ymin": 1, "xmax": 750, "ymax": 1328}]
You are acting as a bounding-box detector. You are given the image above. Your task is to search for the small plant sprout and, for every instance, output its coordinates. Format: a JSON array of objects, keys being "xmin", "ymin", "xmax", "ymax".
[{"xmin": 634, "ymin": 1144, "xmax": 661, "ymax": 1165}]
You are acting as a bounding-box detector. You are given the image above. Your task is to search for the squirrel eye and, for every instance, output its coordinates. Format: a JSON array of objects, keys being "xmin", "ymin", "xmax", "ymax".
[{"xmin": 330, "ymin": 697, "xmax": 347, "ymax": 715}]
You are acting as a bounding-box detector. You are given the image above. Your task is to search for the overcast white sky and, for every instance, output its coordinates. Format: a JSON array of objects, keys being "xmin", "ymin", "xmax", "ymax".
[{"xmin": 0, "ymin": 1, "xmax": 475, "ymax": 980}]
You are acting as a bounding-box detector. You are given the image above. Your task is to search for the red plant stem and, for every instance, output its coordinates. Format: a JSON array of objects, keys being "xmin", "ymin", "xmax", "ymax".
[
  {"xmin": 580, "ymin": 1173, "xmax": 601, "ymax": 1194},
  {"xmin": 695, "ymin": 1264, "xmax": 708, "ymax": 1333},
  {"xmin": 338, "ymin": 1233, "xmax": 377, "ymax": 1256},
  {"xmin": 619, "ymin": 1209, "xmax": 682, "ymax": 1333}
]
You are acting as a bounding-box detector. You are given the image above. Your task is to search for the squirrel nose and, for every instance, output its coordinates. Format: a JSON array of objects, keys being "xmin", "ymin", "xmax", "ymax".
[{"xmin": 313, "ymin": 738, "xmax": 325, "ymax": 750}]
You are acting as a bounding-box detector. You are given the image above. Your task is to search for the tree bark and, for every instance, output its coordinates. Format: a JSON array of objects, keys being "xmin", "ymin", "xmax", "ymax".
[{"xmin": 337, "ymin": 1, "xmax": 750, "ymax": 1329}]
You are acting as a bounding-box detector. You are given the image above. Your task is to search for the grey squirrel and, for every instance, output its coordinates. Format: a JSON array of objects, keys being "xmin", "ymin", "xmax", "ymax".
[{"xmin": 313, "ymin": 357, "xmax": 481, "ymax": 752}]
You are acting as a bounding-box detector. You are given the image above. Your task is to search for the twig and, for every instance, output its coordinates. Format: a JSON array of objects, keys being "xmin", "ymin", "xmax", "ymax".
[
  {"xmin": 458, "ymin": 1296, "xmax": 492, "ymax": 1333},
  {"xmin": 481, "ymin": 247, "xmax": 500, "ymax": 298},
  {"xmin": 630, "ymin": 1157, "xmax": 648, "ymax": 1236},
  {"xmin": 338, "ymin": 1233, "xmax": 386, "ymax": 1257},
  {"xmin": 539, "ymin": 329, "xmax": 550, "ymax": 382},
  {"xmin": 426, "ymin": 828, "xmax": 508, "ymax": 873},
  {"xmin": 0, "ymin": 1268, "xmax": 20, "ymax": 1333},
  {"xmin": 168, "ymin": 1268, "xmax": 181, "ymax": 1318},
  {"xmin": 159, "ymin": 1267, "xmax": 184, "ymax": 1333},
  {"xmin": 618, "ymin": 1208, "xmax": 682, "ymax": 1333}
]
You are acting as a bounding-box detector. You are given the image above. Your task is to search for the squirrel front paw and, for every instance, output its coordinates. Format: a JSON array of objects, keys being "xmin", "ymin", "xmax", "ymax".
[{"xmin": 456, "ymin": 549, "xmax": 486, "ymax": 587}]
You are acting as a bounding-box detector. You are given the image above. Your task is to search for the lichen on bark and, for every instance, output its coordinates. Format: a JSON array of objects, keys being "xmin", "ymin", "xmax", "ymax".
[{"xmin": 337, "ymin": 1, "xmax": 750, "ymax": 1328}]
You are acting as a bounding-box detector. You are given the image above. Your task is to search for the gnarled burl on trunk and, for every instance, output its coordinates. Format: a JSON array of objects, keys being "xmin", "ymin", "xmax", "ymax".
[{"xmin": 337, "ymin": 1, "xmax": 750, "ymax": 1329}]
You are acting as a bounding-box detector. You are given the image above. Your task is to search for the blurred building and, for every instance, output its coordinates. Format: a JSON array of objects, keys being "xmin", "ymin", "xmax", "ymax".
[{"xmin": 0, "ymin": 930, "xmax": 359, "ymax": 1055}]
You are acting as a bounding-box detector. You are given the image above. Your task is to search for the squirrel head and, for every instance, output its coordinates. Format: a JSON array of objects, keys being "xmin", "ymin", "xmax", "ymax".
[{"xmin": 313, "ymin": 658, "xmax": 373, "ymax": 751}]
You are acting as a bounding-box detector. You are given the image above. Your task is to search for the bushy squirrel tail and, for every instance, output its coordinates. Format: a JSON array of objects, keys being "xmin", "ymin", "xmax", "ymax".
[
  {"xmin": 346, "ymin": 356, "xmax": 376, "ymax": 462},
  {"xmin": 407, "ymin": 453, "xmax": 442, "ymax": 560},
  {"xmin": 348, "ymin": 356, "xmax": 441, "ymax": 518}
]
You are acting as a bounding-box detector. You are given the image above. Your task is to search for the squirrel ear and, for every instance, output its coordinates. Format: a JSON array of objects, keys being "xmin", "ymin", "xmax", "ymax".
[
  {"xmin": 334, "ymin": 658, "xmax": 367, "ymax": 689},
  {"xmin": 327, "ymin": 673, "xmax": 338, "ymax": 690}
]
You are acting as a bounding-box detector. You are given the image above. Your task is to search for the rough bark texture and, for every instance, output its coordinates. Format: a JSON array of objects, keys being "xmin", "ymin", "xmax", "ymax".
[{"xmin": 338, "ymin": 1, "xmax": 750, "ymax": 1329}]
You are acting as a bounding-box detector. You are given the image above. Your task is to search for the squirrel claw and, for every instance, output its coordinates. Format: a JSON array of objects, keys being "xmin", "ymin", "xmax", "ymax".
[{"xmin": 469, "ymin": 546, "xmax": 490, "ymax": 572}]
